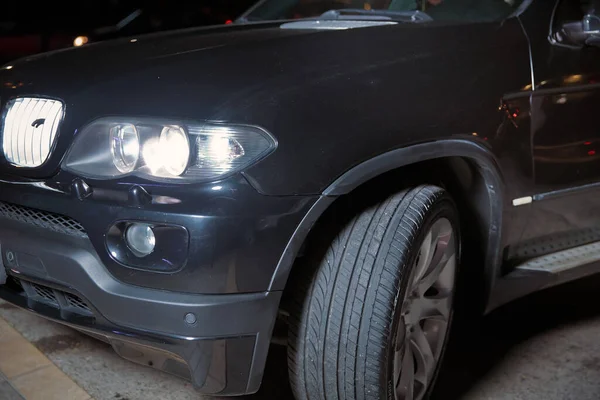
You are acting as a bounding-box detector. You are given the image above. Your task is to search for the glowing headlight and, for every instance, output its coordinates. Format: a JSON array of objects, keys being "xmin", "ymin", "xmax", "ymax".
[
  {"xmin": 63, "ymin": 118, "xmax": 276, "ymax": 182},
  {"xmin": 160, "ymin": 126, "xmax": 190, "ymax": 175}
]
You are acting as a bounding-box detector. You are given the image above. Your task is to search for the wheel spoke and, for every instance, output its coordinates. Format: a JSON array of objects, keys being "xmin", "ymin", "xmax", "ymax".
[
  {"xmin": 411, "ymin": 324, "xmax": 436, "ymax": 387},
  {"xmin": 417, "ymin": 227, "xmax": 454, "ymax": 294},
  {"xmin": 413, "ymin": 230, "xmax": 433, "ymax": 284},
  {"xmin": 396, "ymin": 345, "xmax": 415, "ymax": 400},
  {"xmin": 394, "ymin": 217, "xmax": 457, "ymax": 400},
  {"xmin": 433, "ymin": 254, "xmax": 456, "ymax": 293},
  {"xmin": 418, "ymin": 294, "xmax": 452, "ymax": 321},
  {"xmin": 395, "ymin": 322, "xmax": 406, "ymax": 351},
  {"xmin": 394, "ymin": 347, "xmax": 404, "ymax": 386}
]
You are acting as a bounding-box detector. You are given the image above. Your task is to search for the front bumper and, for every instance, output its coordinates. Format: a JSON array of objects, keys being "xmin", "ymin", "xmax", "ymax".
[
  {"xmin": 0, "ymin": 173, "xmax": 317, "ymax": 395},
  {"xmin": 0, "ymin": 173, "xmax": 316, "ymax": 294},
  {"xmin": 0, "ymin": 218, "xmax": 281, "ymax": 395}
]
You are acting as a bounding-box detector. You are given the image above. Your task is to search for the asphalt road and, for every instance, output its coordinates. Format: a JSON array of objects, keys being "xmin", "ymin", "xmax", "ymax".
[{"xmin": 2, "ymin": 274, "xmax": 600, "ymax": 400}]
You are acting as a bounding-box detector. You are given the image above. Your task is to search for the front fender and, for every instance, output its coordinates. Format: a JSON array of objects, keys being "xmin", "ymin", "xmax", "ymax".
[{"xmin": 269, "ymin": 139, "xmax": 506, "ymax": 314}]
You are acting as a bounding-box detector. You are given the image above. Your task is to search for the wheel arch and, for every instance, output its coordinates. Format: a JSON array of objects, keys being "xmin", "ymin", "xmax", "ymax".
[{"xmin": 269, "ymin": 139, "xmax": 506, "ymax": 311}]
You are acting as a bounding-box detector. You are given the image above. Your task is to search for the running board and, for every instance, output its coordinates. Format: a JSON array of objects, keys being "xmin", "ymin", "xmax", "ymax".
[{"xmin": 487, "ymin": 241, "xmax": 600, "ymax": 312}]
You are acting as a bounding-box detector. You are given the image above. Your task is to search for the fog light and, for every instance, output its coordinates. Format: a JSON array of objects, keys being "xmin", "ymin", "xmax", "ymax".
[{"xmin": 125, "ymin": 223, "xmax": 155, "ymax": 257}]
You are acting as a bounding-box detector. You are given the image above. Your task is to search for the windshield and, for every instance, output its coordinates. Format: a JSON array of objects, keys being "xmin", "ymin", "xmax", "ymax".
[{"xmin": 242, "ymin": 0, "xmax": 525, "ymax": 23}]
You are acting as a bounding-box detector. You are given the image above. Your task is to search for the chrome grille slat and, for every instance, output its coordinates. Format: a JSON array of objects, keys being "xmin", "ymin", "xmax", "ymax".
[
  {"xmin": 2, "ymin": 97, "xmax": 64, "ymax": 167},
  {"xmin": 18, "ymin": 98, "xmax": 32, "ymax": 163},
  {"xmin": 4, "ymin": 98, "xmax": 19, "ymax": 161},
  {"xmin": 8, "ymin": 97, "xmax": 25, "ymax": 161},
  {"xmin": 36, "ymin": 100, "xmax": 53, "ymax": 162},
  {"xmin": 47, "ymin": 102, "xmax": 63, "ymax": 157}
]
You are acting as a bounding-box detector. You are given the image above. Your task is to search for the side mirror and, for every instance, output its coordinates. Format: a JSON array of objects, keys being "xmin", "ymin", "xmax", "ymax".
[
  {"xmin": 560, "ymin": 14, "xmax": 600, "ymax": 47},
  {"xmin": 583, "ymin": 14, "xmax": 600, "ymax": 34},
  {"xmin": 583, "ymin": 14, "xmax": 600, "ymax": 46}
]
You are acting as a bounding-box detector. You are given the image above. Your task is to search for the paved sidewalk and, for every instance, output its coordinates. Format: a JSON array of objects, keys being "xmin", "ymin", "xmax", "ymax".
[
  {"xmin": 0, "ymin": 316, "xmax": 91, "ymax": 400},
  {"xmin": 3, "ymin": 274, "xmax": 600, "ymax": 399},
  {"xmin": 0, "ymin": 370, "xmax": 24, "ymax": 400}
]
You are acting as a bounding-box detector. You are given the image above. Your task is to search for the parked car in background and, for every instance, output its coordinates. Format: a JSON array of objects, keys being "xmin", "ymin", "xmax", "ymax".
[
  {"xmin": 0, "ymin": 0, "xmax": 255, "ymax": 65},
  {"xmin": 1, "ymin": 0, "xmax": 599, "ymax": 399}
]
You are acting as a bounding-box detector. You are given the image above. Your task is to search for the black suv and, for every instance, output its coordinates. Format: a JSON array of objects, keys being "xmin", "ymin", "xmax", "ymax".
[{"xmin": 1, "ymin": 1, "xmax": 599, "ymax": 399}]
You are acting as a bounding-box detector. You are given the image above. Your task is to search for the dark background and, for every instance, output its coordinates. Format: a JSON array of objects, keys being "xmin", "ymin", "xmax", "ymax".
[{"xmin": 0, "ymin": 0, "xmax": 257, "ymax": 64}]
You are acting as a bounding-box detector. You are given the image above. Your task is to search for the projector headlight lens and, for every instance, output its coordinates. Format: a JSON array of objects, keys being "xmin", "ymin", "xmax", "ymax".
[
  {"xmin": 110, "ymin": 124, "xmax": 140, "ymax": 173},
  {"xmin": 159, "ymin": 126, "xmax": 190, "ymax": 176},
  {"xmin": 63, "ymin": 118, "xmax": 276, "ymax": 182}
]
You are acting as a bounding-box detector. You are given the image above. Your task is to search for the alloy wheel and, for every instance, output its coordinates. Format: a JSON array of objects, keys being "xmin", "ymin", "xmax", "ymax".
[{"xmin": 393, "ymin": 218, "xmax": 456, "ymax": 400}]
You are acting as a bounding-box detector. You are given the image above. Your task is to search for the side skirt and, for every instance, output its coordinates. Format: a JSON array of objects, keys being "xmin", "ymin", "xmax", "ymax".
[{"xmin": 487, "ymin": 241, "xmax": 600, "ymax": 312}]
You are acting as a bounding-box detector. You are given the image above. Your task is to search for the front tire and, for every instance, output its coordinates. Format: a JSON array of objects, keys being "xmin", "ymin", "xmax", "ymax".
[{"xmin": 288, "ymin": 185, "xmax": 459, "ymax": 400}]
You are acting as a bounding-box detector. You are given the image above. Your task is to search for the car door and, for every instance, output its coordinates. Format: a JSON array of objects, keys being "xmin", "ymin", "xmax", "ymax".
[{"xmin": 513, "ymin": 0, "xmax": 600, "ymax": 262}]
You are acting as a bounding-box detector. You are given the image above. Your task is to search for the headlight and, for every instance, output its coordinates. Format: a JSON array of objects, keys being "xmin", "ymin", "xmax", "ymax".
[
  {"xmin": 110, "ymin": 124, "xmax": 140, "ymax": 173},
  {"xmin": 159, "ymin": 126, "xmax": 190, "ymax": 176},
  {"xmin": 63, "ymin": 117, "xmax": 276, "ymax": 182}
]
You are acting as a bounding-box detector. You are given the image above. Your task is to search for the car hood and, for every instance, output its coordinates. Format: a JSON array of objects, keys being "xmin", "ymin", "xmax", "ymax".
[
  {"xmin": 1, "ymin": 22, "xmax": 319, "ymax": 96},
  {"xmin": 1, "ymin": 21, "xmax": 416, "ymax": 131}
]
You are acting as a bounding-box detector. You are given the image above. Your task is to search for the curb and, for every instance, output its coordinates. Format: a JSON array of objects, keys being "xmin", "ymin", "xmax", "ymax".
[{"xmin": 0, "ymin": 316, "xmax": 92, "ymax": 400}]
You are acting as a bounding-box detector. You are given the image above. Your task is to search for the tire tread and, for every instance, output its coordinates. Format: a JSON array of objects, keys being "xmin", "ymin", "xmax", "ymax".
[{"xmin": 288, "ymin": 185, "xmax": 449, "ymax": 400}]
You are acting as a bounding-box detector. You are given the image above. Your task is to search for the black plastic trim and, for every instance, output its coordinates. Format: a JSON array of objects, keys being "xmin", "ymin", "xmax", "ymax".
[
  {"xmin": 272, "ymin": 139, "xmax": 505, "ymax": 310},
  {"xmin": 323, "ymin": 139, "xmax": 503, "ymax": 197},
  {"xmin": 0, "ymin": 282, "xmax": 268, "ymax": 395},
  {"xmin": 106, "ymin": 221, "xmax": 189, "ymax": 272},
  {"xmin": 0, "ymin": 218, "xmax": 281, "ymax": 395},
  {"xmin": 532, "ymin": 181, "xmax": 600, "ymax": 202},
  {"xmin": 488, "ymin": 255, "xmax": 600, "ymax": 312},
  {"xmin": 269, "ymin": 195, "xmax": 336, "ymax": 290}
]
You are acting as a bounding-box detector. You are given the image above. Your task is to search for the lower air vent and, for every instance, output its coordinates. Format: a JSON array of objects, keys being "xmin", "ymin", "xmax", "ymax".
[
  {"xmin": 64, "ymin": 292, "xmax": 92, "ymax": 313},
  {"xmin": 30, "ymin": 282, "xmax": 58, "ymax": 305},
  {"xmin": 5, "ymin": 276, "xmax": 24, "ymax": 293},
  {"xmin": 5, "ymin": 277, "xmax": 93, "ymax": 316},
  {"xmin": 0, "ymin": 201, "xmax": 87, "ymax": 237}
]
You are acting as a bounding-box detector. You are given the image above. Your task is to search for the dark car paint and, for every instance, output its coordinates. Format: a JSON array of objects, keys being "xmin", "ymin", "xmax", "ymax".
[
  {"xmin": 0, "ymin": 0, "xmax": 599, "ymax": 395},
  {"xmin": 515, "ymin": 1, "xmax": 600, "ymax": 256},
  {"xmin": 0, "ymin": 17, "xmax": 533, "ymax": 297}
]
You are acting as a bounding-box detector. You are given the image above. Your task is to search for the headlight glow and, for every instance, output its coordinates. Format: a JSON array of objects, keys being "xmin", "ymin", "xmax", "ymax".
[
  {"xmin": 160, "ymin": 126, "xmax": 190, "ymax": 176},
  {"xmin": 197, "ymin": 135, "xmax": 245, "ymax": 167},
  {"xmin": 63, "ymin": 117, "xmax": 276, "ymax": 182}
]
